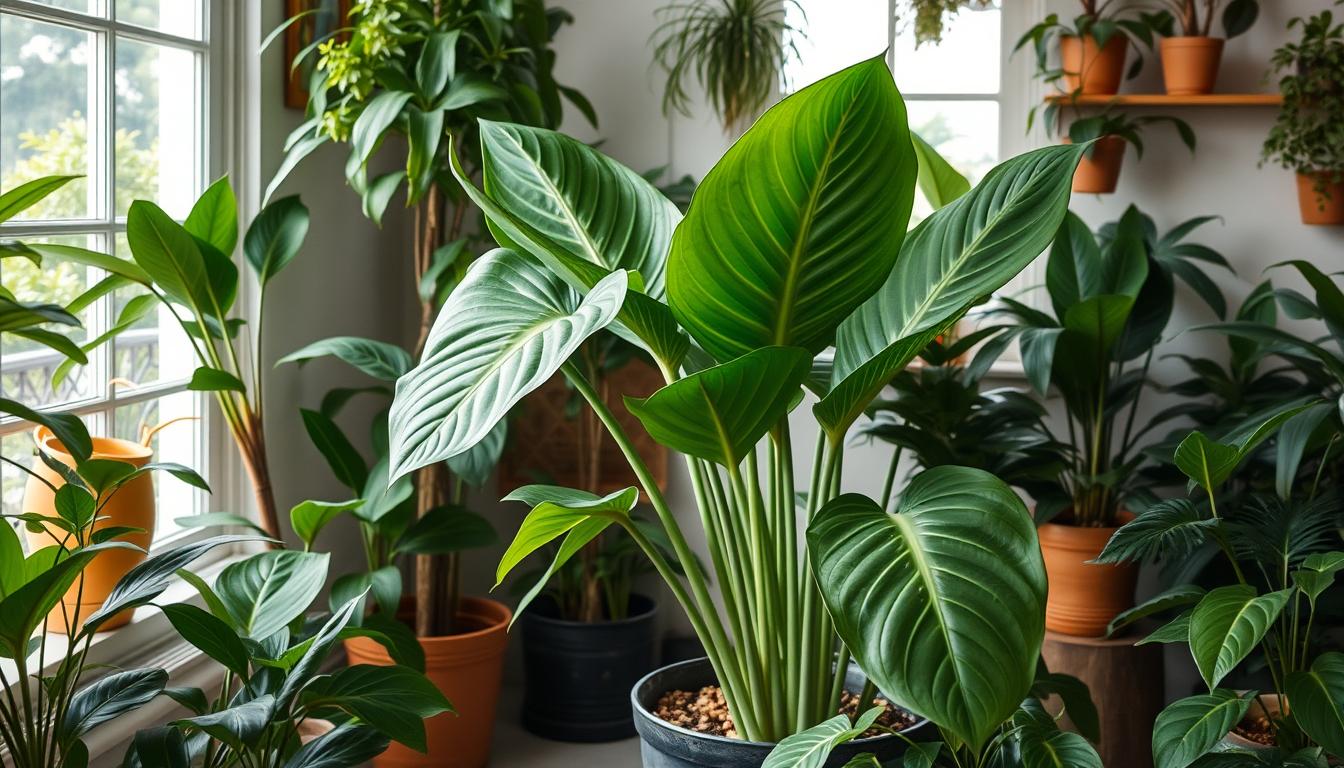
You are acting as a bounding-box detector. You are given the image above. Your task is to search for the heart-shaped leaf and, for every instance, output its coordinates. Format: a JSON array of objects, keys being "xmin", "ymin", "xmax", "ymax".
[
  {"xmin": 290, "ymin": 499, "xmax": 361, "ymax": 549},
  {"xmin": 302, "ymin": 664, "xmax": 453, "ymax": 752},
  {"xmin": 668, "ymin": 56, "xmax": 916, "ymax": 363},
  {"xmin": 1152, "ymin": 690, "xmax": 1252, "ymax": 768},
  {"xmin": 625, "ymin": 346, "xmax": 811, "ymax": 466},
  {"xmin": 183, "ymin": 177, "xmax": 238, "ymax": 257},
  {"xmin": 215, "ymin": 550, "xmax": 329, "ymax": 640},
  {"xmin": 1017, "ymin": 724, "xmax": 1102, "ymax": 768},
  {"xmin": 388, "ymin": 249, "xmax": 626, "ymax": 482},
  {"xmin": 808, "ymin": 466, "xmax": 1046, "ymax": 751},
  {"xmin": 244, "ymin": 195, "xmax": 309, "ymax": 285},
  {"xmin": 1189, "ymin": 585, "xmax": 1290, "ymax": 690},
  {"xmin": 1285, "ymin": 652, "xmax": 1344, "ymax": 758},
  {"xmin": 817, "ymin": 143, "xmax": 1085, "ymax": 435}
]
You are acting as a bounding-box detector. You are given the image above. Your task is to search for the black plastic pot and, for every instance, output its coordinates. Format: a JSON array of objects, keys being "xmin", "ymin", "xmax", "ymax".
[
  {"xmin": 631, "ymin": 657, "xmax": 928, "ymax": 768},
  {"xmin": 520, "ymin": 593, "xmax": 658, "ymax": 742}
]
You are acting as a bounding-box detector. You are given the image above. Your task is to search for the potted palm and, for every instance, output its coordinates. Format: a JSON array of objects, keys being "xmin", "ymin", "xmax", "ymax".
[
  {"xmin": 1263, "ymin": 6, "xmax": 1344, "ymax": 225},
  {"xmin": 1149, "ymin": 0, "xmax": 1260, "ymax": 94},
  {"xmin": 384, "ymin": 56, "xmax": 1087, "ymax": 761},
  {"xmin": 973, "ymin": 206, "xmax": 1230, "ymax": 637}
]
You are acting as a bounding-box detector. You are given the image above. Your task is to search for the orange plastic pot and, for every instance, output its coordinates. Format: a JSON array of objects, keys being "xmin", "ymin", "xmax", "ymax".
[
  {"xmin": 1039, "ymin": 513, "xmax": 1137, "ymax": 637},
  {"xmin": 1296, "ymin": 171, "xmax": 1344, "ymax": 226},
  {"xmin": 22, "ymin": 427, "xmax": 155, "ymax": 633},
  {"xmin": 1070, "ymin": 135, "xmax": 1127, "ymax": 194},
  {"xmin": 1060, "ymin": 34, "xmax": 1128, "ymax": 95},
  {"xmin": 344, "ymin": 597, "xmax": 511, "ymax": 768},
  {"xmin": 1160, "ymin": 36, "xmax": 1225, "ymax": 95}
]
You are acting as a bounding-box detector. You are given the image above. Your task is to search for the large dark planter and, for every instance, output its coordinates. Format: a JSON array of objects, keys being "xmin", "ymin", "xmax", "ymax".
[
  {"xmin": 520, "ymin": 594, "xmax": 658, "ymax": 742},
  {"xmin": 631, "ymin": 657, "xmax": 928, "ymax": 768}
]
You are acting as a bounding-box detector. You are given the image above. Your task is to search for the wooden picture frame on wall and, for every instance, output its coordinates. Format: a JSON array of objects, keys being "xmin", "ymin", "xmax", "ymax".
[{"xmin": 284, "ymin": 0, "xmax": 352, "ymax": 109}]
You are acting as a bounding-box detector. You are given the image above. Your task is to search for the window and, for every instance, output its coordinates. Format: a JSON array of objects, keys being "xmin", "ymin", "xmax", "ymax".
[{"xmin": 0, "ymin": 0, "xmax": 216, "ymax": 541}]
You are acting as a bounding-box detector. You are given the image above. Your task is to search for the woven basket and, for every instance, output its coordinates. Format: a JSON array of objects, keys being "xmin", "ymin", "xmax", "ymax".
[{"xmin": 500, "ymin": 362, "xmax": 669, "ymax": 496}]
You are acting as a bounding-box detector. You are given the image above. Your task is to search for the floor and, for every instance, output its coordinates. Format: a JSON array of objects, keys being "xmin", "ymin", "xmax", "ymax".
[{"xmin": 490, "ymin": 685, "xmax": 642, "ymax": 767}]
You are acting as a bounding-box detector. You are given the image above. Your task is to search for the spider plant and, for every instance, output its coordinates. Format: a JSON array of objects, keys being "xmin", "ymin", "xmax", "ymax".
[{"xmin": 652, "ymin": 0, "xmax": 804, "ymax": 134}]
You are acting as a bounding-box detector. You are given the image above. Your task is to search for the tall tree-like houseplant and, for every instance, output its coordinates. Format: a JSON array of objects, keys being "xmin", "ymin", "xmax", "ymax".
[
  {"xmin": 271, "ymin": 0, "xmax": 596, "ymax": 638},
  {"xmin": 384, "ymin": 57, "xmax": 1086, "ymax": 760},
  {"xmin": 652, "ymin": 0, "xmax": 804, "ymax": 134}
]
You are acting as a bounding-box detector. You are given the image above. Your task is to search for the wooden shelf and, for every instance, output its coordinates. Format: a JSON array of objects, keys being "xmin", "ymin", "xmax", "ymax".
[{"xmin": 1046, "ymin": 93, "xmax": 1282, "ymax": 106}]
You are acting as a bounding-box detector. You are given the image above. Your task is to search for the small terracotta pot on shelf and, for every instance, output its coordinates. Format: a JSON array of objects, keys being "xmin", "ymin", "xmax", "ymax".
[
  {"xmin": 1296, "ymin": 171, "xmax": 1344, "ymax": 226},
  {"xmin": 1060, "ymin": 34, "xmax": 1128, "ymax": 95},
  {"xmin": 1038, "ymin": 511, "xmax": 1138, "ymax": 637},
  {"xmin": 1069, "ymin": 135, "xmax": 1127, "ymax": 194},
  {"xmin": 22, "ymin": 427, "xmax": 156, "ymax": 633},
  {"xmin": 343, "ymin": 596, "xmax": 511, "ymax": 768},
  {"xmin": 1160, "ymin": 36, "xmax": 1225, "ymax": 95}
]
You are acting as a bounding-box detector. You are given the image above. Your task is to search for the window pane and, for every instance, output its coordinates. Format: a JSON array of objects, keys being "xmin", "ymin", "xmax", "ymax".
[
  {"xmin": 784, "ymin": 0, "xmax": 887, "ymax": 92},
  {"xmin": 0, "ymin": 14, "xmax": 96, "ymax": 220},
  {"xmin": 112, "ymin": 391, "xmax": 202, "ymax": 540},
  {"xmin": 115, "ymin": 37, "xmax": 200, "ymax": 219},
  {"xmin": 1, "ymin": 235, "xmax": 101, "ymax": 408},
  {"xmin": 116, "ymin": 0, "xmax": 203, "ymax": 40},
  {"xmin": 112, "ymin": 234, "xmax": 194, "ymax": 386},
  {"xmin": 894, "ymin": 4, "xmax": 1001, "ymax": 94},
  {"xmin": 18, "ymin": 1, "xmax": 98, "ymax": 15},
  {"xmin": 907, "ymin": 101, "xmax": 999, "ymax": 221}
]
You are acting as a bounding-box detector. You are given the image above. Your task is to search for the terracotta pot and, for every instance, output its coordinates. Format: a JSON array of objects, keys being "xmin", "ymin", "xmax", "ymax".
[
  {"xmin": 297, "ymin": 718, "xmax": 336, "ymax": 745},
  {"xmin": 1060, "ymin": 34, "xmax": 1128, "ymax": 95},
  {"xmin": 1296, "ymin": 171, "xmax": 1344, "ymax": 226},
  {"xmin": 344, "ymin": 596, "xmax": 511, "ymax": 768},
  {"xmin": 1160, "ymin": 36, "xmax": 1225, "ymax": 95},
  {"xmin": 1039, "ymin": 512, "xmax": 1137, "ymax": 637},
  {"xmin": 1070, "ymin": 135, "xmax": 1127, "ymax": 194},
  {"xmin": 23, "ymin": 427, "xmax": 155, "ymax": 632}
]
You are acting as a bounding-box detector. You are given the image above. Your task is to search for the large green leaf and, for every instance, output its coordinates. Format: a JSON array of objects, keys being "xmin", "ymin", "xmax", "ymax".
[
  {"xmin": 1189, "ymin": 586, "xmax": 1290, "ymax": 689},
  {"xmin": 1285, "ymin": 652, "xmax": 1344, "ymax": 757},
  {"xmin": 160, "ymin": 603, "xmax": 251, "ymax": 677},
  {"xmin": 243, "ymin": 196, "xmax": 309, "ymax": 285},
  {"xmin": 277, "ymin": 336, "xmax": 412, "ymax": 381},
  {"xmin": 283, "ymin": 722, "xmax": 389, "ymax": 768},
  {"xmin": 302, "ymin": 664, "xmax": 453, "ymax": 752},
  {"xmin": 289, "ymin": 499, "xmax": 361, "ymax": 550},
  {"xmin": 1174, "ymin": 405, "xmax": 1311, "ymax": 493},
  {"xmin": 387, "ymin": 249, "xmax": 626, "ymax": 482},
  {"xmin": 395, "ymin": 505, "xmax": 497, "ymax": 555},
  {"xmin": 808, "ymin": 466, "xmax": 1046, "ymax": 751},
  {"xmin": 625, "ymin": 346, "xmax": 811, "ymax": 466},
  {"xmin": 455, "ymin": 126, "xmax": 687, "ymax": 368},
  {"xmin": 183, "ymin": 177, "xmax": 238, "ymax": 257},
  {"xmin": 912, "ymin": 133, "xmax": 969, "ymax": 209},
  {"xmin": 301, "ymin": 408, "xmax": 368, "ymax": 493},
  {"xmin": 817, "ymin": 143, "xmax": 1085, "ymax": 435},
  {"xmin": 0, "ymin": 175, "xmax": 79, "ymax": 223},
  {"xmin": 760, "ymin": 708, "xmax": 883, "ymax": 768},
  {"xmin": 667, "ymin": 56, "xmax": 916, "ymax": 363},
  {"xmin": 1017, "ymin": 725, "xmax": 1102, "ymax": 768},
  {"xmin": 0, "ymin": 545, "xmax": 123, "ymax": 653},
  {"xmin": 174, "ymin": 695, "xmax": 275, "ymax": 750},
  {"xmin": 85, "ymin": 535, "xmax": 260, "ymax": 631},
  {"xmin": 1045, "ymin": 212, "xmax": 1103, "ymax": 317},
  {"xmin": 126, "ymin": 200, "xmax": 233, "ymax": 317},
  {"xmin": 497, "ymin": 485, "xmax": 637, "ymax": 621},
  {"xmin": 1092, "ymin": 499, "xmax": 1218, "ymax": 565},
  {"xmin": 444, "ymin": 418, "xmax": 506, "ymax": 488},
  {"xmin": 1152, "ymin": 691, "xmax": 1253, "ymax": 768},
  {"xmin": 62, "ymin": 667, "xmax": 168, "ymax": 740},
  {"xmin": 215, "ymin": 550, "xmax": 329, "ymax": 640}
]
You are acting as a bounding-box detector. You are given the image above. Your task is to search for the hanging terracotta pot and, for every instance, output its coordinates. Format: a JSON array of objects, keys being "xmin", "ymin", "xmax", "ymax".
[
  {"xmin": 1296, "ymin": 171, "xmax": 1344, "ymax": 225},
  {"xmin": 1039, "ymin": 512, "xmax": 1138, "ymax": 637},
  {"xmin": 1160, "ymin": 36, "xmax": 1225, "ymax": 95},
  {"xmin": 343, "ymin": 596, "xmax": 511, "ymax": 768},
  {"xmin": 22, "ymin": 427, "xmax": 155, "ymax": 632},
  {"xmin": 1070, "ymin": 135, "xmax": 1127, "ymax": 194},
  {"xmin": 1060, "ymin": 34, "xmax": 1128, "ymax": 95}
]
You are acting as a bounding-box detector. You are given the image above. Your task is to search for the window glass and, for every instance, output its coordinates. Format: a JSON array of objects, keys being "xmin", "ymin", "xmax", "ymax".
[
  {"xmin": 1, "ymin": 14, "xmax": 96, "ymax": 220},
  {"xmin": 115, "ymin": 38, "xmax": 200, "ymax": 219},
  {"xmin": 784, "ymin": 1, "xmax": 887, "ymax": 92},
  {"xmin": 893, "ymin": 5, "xmax": 1001, "ymax": 94},
  {"xmin": 112, "ymin": 390, "xmax": 202, "ymax": 539},
  {"xmin": 116, "ymin": 0, "xmax": 203, "ymax": 40}
]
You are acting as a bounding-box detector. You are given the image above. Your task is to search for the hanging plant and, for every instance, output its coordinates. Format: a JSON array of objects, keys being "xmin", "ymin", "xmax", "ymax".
[
  {"xmin": 652, "ymin": 0, "xmax": 805, "ymax": 134},
  {"xmin": 898, "ymin": 0, "xmax": 995, "ymax": 47}
]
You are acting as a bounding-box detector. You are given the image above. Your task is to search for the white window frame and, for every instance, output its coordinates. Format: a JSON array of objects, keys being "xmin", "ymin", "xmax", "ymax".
[
  {"xmin": 0, "ymin": 0, "xmax": 250, "ymax": 552},
  {"xmin": 0, "ymin": 3, "xmax": 264, "ymax": 762}
]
